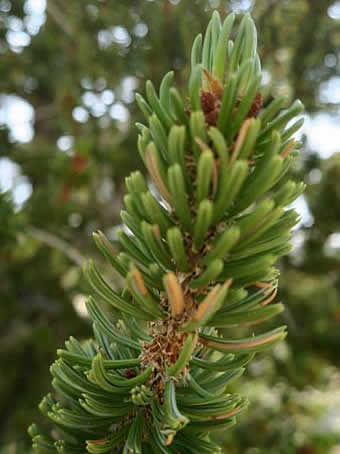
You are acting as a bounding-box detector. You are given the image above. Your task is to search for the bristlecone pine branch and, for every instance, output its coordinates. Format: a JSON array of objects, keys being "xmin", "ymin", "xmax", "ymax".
[{"xmin": 29, "ymin": 11, "xmax": 305, "ymax": 454}]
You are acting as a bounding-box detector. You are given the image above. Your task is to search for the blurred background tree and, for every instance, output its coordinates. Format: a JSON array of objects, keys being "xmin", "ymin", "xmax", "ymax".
[{"xmin": 1, "ymin": 0, "xmax": 340, "ymax": 453}]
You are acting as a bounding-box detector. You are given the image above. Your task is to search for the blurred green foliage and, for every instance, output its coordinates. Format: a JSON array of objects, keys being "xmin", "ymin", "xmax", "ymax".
[{"xmin": 0, "ymin": 0, "xmax": 340, "ymax": 453}]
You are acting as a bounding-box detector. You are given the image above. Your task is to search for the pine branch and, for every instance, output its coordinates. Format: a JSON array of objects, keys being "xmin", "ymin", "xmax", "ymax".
[{"xmin": 29, "ymin": 11, "xmax": 305, "ymax": 454}]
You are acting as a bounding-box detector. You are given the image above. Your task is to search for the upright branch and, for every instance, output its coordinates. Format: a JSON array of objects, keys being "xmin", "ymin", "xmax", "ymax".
[{"xmin": 29, "ymin": 10, "xmax": 305, "ymax": 454}]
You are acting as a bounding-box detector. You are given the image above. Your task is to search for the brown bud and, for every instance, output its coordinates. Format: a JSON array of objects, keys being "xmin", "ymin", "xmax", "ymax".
[{"xmin": 248, "ymin": 92, "xmax": 263, "ymax": 118}]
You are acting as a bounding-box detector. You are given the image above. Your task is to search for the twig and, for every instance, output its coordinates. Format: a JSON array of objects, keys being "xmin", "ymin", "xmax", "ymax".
[{"xmin": 28, "ymin": 225, "xmax": 86, "ymax": 266}]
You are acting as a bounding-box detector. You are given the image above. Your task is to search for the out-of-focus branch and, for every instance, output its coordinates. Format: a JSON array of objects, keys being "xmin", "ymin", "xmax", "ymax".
[
  {"xmin": 46, "ymin": 1, "xmax": 74, "ymax": 39},
  {"xmin": 27, "ymin": 225, "xmax": 85, "ymax": 266},
  {"xmin": 27, "ymin": 226, "xmax": 123, "ymax": 289},
  {"xmin": 35, "ymin": 104, "xmax": 57, "ymax": 122},
  {"xmin": 281, "ymin": 304, "xmax": 299, "ymax": 337},
  {"xmin": 263, "ymin": 0, "xmax": 281, "ymax": 14}
]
